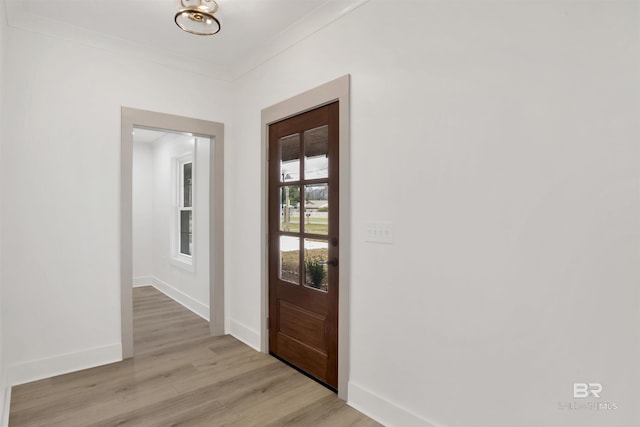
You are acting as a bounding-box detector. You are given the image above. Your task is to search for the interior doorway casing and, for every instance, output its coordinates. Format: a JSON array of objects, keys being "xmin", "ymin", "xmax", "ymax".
[
  {"xmin": 260, "ymin": 75, "xmax": 351, "ymax": 400},
  {"xmin": 121, "ymin": 108, "xmax": 225, "ymax": 359}
]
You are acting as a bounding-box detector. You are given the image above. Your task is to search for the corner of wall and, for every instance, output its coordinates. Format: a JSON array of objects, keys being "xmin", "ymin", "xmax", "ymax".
[
  {"xmin": 1, "ymin": 379, "xmax": 9, "ymax": 427},
  {"xmin": 228, "ymin": 318, "xmax": 260, "ymax": 351},
  {"xmin": 0, "ymin": 353, "xmax": 8, "ymax": 427},
  {"xmin": 0, "ymin": 0, "xmax": 8, "ymax": 423}
]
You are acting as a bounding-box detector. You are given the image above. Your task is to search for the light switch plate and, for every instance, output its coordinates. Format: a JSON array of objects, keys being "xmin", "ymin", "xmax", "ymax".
[{"xmin": 366, "ymin": 222, "xmax": 393, "ymax": 244}]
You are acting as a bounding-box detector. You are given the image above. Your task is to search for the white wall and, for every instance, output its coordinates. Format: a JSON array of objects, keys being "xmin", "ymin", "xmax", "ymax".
[
  {"xmin": 0, "ymin": 0, "xmax": 7, "ymax": 423},
  {"xmin": 1, "ymin": 1, "xmax": 639, "ymax": 426},
  {"xmin": 0, "ymin": 24, "xmax": 230, "ymax": 385},
  {"xmin": 228, "ymin": 1, "xmax": 640, "ymax": 427},
  {"xmin": 132, "ymin": 134, "xmax": 210, "ymax": 319},
  {"xmin": 132, "ymin": 141, "xmax": 154, "ymax": 281}
]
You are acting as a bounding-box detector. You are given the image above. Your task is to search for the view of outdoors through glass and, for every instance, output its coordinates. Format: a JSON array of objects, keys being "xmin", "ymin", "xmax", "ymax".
[
  {"xmin": 280, "ymin": 133, "xmax": 300, "ymax": 182},
  {"xmin": 278, "ymin": 128, "xmax": 330, "ymax": 292},
  {"xmin": 279, "ymin": 235, "xmax": 299, "ymax": 284},
  {"xmin": 304, "ymin": 126, "xmax": 328, "ymax": 180}
]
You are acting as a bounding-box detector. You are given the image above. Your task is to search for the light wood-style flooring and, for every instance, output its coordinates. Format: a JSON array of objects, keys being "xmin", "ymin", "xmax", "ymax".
[{"xmin": 9, "ymin": 286, "xmax": 382, "ymax": 426}]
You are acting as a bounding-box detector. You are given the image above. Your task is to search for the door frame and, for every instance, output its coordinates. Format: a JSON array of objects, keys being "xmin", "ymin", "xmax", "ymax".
[
  {"xmin": 260, "ymin": 75, "xmax": 351, "ymax": 399},
  {"xmin": 120, "ymin": 107, "xmax": 225, "ymax": 359}
]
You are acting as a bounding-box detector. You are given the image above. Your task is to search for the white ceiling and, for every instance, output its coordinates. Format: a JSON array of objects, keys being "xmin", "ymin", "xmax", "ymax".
[{"xmin": 4, "ymin": 0, "xmax": 369, "ymax": 80}]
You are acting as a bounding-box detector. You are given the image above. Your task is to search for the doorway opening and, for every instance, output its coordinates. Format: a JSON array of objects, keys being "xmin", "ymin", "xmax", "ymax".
[
  {"xmin": 121, "ymin": 108, "xmax": 225, "ymax": 359},
  {"xmin": 260, "ymin": 75, "xmax": 351, "ymax": 399},
  {"xmin": 268, "ymin": 102, "xmax": 340, "ymax": 390},
  {"xmin": 131, "ymin": 128, "xmax": 211, "ymax": 351}
]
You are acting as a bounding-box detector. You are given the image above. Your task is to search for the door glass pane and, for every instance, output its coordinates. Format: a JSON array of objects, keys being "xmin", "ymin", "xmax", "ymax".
[
  {"xmin": 280, "ymin": 236, "xmax": 300, "ymax": 284},
  {"xmin": 304, "ymin": 184, "xmax": 328, "ymax": 235},
  {"xmin": 180, "ymin": 210, "xmax": 192, "ymax": 256},
  {"xmin": 304, "ymin": 125, "xmax": 328, "ymax": 180},
  {"xmin": 280, "ymin": 186, "xmax": 300, "ymax": 232},
  {"xmin": 183, "ymin": 162, "xmax": 192, "ymax": 207},
  {"xmin": 280, "ymin": 133, "xmax": 300, "ymax": 182},
  {"xmin": 304, "ymin": 239, "xmax": 328, "ymax": 292}
]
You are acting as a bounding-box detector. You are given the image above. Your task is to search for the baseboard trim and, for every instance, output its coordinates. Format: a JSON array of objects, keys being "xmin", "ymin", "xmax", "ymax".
[
  {"xmin": 1, "ymin": 385, "xmax": 11, "ymax": 427},
  {"xmin": 150, "ymin": 277, "xmax": 209, "ymax": 321},
  {"xmin": 229, "ymin": 318, "xmax": 260, "ymax": 351},
  {"xmin": 348, "ymin": 382, "xmax": 442, "ymax": 427},
  {"xmin": 7, "ymin": 343, "xmax": 122, "ymax": 387},
  {"xmin": 132, "ymin": 276, "xmax": 154, "ymax": 287}
]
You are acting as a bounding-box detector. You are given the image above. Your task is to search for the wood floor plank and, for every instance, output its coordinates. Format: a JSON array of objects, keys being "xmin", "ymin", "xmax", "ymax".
[{"xmin": 9, "ymin": 286, "xmax": 382, "ymax": 426}]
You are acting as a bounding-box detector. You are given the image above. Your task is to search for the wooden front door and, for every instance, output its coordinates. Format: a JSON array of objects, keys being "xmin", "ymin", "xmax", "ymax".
[{"xmin": 269, "ymin": 102, "xmax": 339, "ymax": 390}]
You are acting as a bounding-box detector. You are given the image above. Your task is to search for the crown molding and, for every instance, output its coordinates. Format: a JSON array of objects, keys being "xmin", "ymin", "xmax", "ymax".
[
  {"xmin": 4, "ymin": 0, "xmax": 232, "ymax": 81},
  {"xmin": 4, "ymin": 0, "xmax": 371, "ymax": 82},
  {"xmin": 228, "ymin": 0, "xmax": 370, "ymax": 81}
]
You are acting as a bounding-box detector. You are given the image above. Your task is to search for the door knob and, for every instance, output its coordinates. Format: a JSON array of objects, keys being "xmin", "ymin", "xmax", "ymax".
[{"xmin": 325, "ymin": 258, "xmax": 338, "ymax": 267}]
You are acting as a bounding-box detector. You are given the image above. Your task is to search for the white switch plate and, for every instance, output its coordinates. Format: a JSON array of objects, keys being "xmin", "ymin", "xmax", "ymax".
[{"xmin": 366, "ymin": 222, "xmax": 393, "ymax": 244}]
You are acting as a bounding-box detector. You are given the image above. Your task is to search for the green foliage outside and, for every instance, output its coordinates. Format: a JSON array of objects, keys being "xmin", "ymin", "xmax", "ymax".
[
  {"xmin": 281, "ymin": 186, "xmax": 300, "ymax": 206},
  {"xmin": 280, "ymin": 248, "xmax": 328, "ymax": 290},
  {"xmin": 304, "ymin": 257, "xmax": 326, "ymax": 289}
]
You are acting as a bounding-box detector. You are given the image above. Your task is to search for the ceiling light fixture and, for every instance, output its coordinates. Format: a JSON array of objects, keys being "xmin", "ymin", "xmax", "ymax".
[{"xmin": 175, "ymin": 0, "xmax": 221, "ymax": 36}]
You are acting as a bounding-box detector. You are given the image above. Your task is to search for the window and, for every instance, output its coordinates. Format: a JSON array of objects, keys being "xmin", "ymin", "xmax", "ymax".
[{"xmin": 177, "ymin": 155, "xmax": 193, "ymax": 258}]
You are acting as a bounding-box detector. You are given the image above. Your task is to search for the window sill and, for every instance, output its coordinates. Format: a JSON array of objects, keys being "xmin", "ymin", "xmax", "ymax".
[{"xmin": 171, "ymin": 255, "xmax": 195, "ymax": 272}]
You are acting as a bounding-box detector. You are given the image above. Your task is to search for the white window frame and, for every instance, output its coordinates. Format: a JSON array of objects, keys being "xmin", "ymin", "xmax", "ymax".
[{"xmin": 172, "ymin": 152, "xmax": 195, "ymax": 270}]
